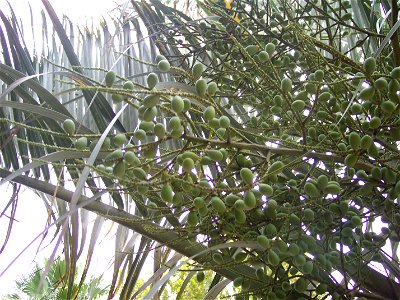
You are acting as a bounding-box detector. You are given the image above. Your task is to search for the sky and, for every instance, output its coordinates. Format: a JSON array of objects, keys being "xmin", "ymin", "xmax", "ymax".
[{"xmin": 0, "ymin": 0, "xmax": 128, "ymax": 295}]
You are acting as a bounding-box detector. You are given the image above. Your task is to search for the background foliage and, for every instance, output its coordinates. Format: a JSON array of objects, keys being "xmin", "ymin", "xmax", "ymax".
[{"xmin": 1, "ymin": 0, "xmax": 400, "ymax": 299}]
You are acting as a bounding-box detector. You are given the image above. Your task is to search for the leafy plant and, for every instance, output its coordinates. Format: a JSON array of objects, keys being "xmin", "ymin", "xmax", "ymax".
[{"xmin": 1, "ymin": 0, "xmax": 400, "ymax": 299}]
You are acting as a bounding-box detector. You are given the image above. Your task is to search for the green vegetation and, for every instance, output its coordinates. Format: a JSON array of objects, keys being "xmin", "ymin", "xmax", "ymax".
[{"xmin": 1, "ymin": 0, "xmax": 400, "ymax": 299}]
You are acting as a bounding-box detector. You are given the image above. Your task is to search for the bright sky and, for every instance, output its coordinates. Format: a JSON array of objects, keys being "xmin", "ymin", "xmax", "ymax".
[{"xmin": 0, "ymin": 0, "xmax": 128, "ymax": 295}]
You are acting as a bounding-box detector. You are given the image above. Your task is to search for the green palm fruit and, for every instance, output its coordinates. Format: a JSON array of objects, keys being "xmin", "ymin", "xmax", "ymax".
[
  {"xmin": 207, "ymin": 82, "xmax": 218, "ymax": 95},
  {"xmin": 113, "ymin": 160, "xmax": 126, "ymax": 178},
  {"xmin": 349, "ymin": 132, "xmax": 361, "ymax": 150},
  {"xmin": 154, "ymin": 123, "xmax": 166, "ymax": 139},
  {"xmin": 281, "ymin": 77, "xmax": 292, "ymax": 93},
  {"xmin": 63, "ymin": 119, "xmax": 75, "ymax": 135},
  {"xmin": 268, "ymin": 161, "xmax": 284, "ymax": 176},
  {"xmin": 265, "ymin": 43, "xmax": 276, "ymax": 55},
  {"xmin": 105, "ymin": 70, "xmax": 116, "ymax": 87},
  {"xmin": 259, "ymin": 183, "xmax": 273, "ymax": 197},
  {"xmin": 187, "ymin": 211, "xmax": 198, "ymax": 226},
  {"xmin": 171, "ymin": 96, "xmax": 184, "ymax": 114},
  {"xmin": 158, "ymin": 60, "xmax": 170, "ymax": 72},
  {"xmin": 244, "ymin": 191, "xmax": 256, "ymax": 208},
  {"xmin": 112, "ymin": 94, "xmax": 124, "ymax": 104},
  {"xmin": 143, "ymin": 93, "xmax": 160, "ymax": 108},
  {"xmin": 182, "ymin": 157, "xmax": 195, "ymax": 172},
  {"xmin": 155, "ymin": 54, "xmax": 166, "ymax": 63},
  {"xmin": 364, "ymin": 57, "xmax": 376, "ymax": 75},
  {"xmin": 345, "ymin": 153, "xmax": 358, "ymax": 167},
  {"xmin": 124, "ymin": 151, "xmax": 140, "ymax": 166},
  {"xmin": 360, "ymin": 135, "xmax": 373, "ymax": 150},
  {"xmin": 291, "ymin": 100, "xmax": 305, "ymax": 112},
  {"xmin": 257, "ymin": 235, "xmax": 270, "ymax": 249},
  {"xmin": 219, "ymin": 116, "xmax": 230, "ymax": 128},
  {"xmin": 139, "ymin": 121, "xmax": 154, "ymax": 132},
  {"xmin": 268, "ymin": 250, "xmax": 280, "ymax": 266},
  {"xmin": 134, "ymin": 129, "xmax": 146, "ymax": 141},
  {"xmin": 75, "ymin": 137, "xmax": 87, "ymax": 150},
  {"xmin": 161, "ymin": 184, "xmax": 173, "ymax": 202},
  {"xmin": 132, "ymin": 167, "xmax": 146, "ymax": 180},
  {"xmin": 168, "ymin": 116, "xmax": 181, "ymax": 130},
  {"xmin": 234, "ymin": 209, "xmax": 246, "ymax": 223},
  {"xmin": 315, "ymin": 69, "xmax": 324, "ymax": 81},
  {"xmin": 210, "ymin": 196, "xmax": 226, "ymax": 213},
  {"xmin": 196, "ymin": 271, "xmax": 205, "ymax": 282},
  {"xmin": 304, "ymin": 181, "xmax": 319, "ymax": 197},
  {"xmin": 147, "ymin": 73, "xmax": 158, "ymax": 89},
  {"xmin": 192, "ymin": 62, "xmax": 204, "ymax": 79},
  {"xmin": 208, "ymin": 149, "xmax": 223, "ymax": 161},
  {"xmin": 195, "ymin": 79, "xmax": 207, "ymax": 96},
  {"xmin": 123, "ymin": 80, "xmax": 134, "ymax": 90},
  {"xmin": 113, "ymin": 133, "xmax": 126, "ymax": 147},
  {"xmin": 240, "ymin": 167, "xmax": 254, "ymax": 185}
]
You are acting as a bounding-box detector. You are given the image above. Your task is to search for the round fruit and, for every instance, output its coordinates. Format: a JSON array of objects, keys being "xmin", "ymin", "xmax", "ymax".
[
  {"xmin": 123, "ymin": 80, "xmax": 134, "ymax": 90},
  {"xmin": 316, "ymin": 175, "xmax": 329, "ymax": 191},
  {"xmin": 196, "ymin": 271, "xmax": 205, "ymax": 282},
  {"xmin": 196, "ymin": 79, "xmax": 207, "ymax": 96},
  {"xmin": 75, "ymin": 137, "xmax": 87, "ymax": 150},
  {"xmin": 132, "ymin": 167, "xmax": 146, "ymax": 180},
  {"xmin": 315, "ymin": 69, "xmax": 324, "ymax": 81},
  {"xmin": 105, "ymin": 149, "xmax": 124, "ymax": 162},
  {"xmin": 303, "ymin": 208, "xmax": 315, "ymax": 221},
  {"xmin": 360, "ymin": 135, "xmax": 373, "ymax": 150},
  {"xmin": 258, "ymin": 51, "xmax": 269, "ymax": 61},
  {"xmin": 304, "ymin": 181, "xmax": 320, "ymax": 197},
  {"xmin": 143, "ymin": 93, "xmax": 160, "ymax": 108},
  {"xmin": 112, "ymin": 94, "xmax": 124, "ymax": 104},
  {"xmin": 154, "ymin": 123, "xmax": 166, "ymax": 139},
  {"xmin": 182, "ymin": 157, "xmax": 195, "ymax": 172},
  {"xmin": 203, "ymin": 106, "xmax": 215, "ymax": 121},
  {"xmin": 147, "ymin": 73, "xmax": 158, "ymax": 89},
  {"xmin": 240, "ymin": 168, "xmax": 254, "ymax": 185},
  {"xmin": 374, "ymin": 77, "xmax": 388, "ymax": 90},
  {"xmin": 158, "ymin": 60, "xmax": 170, "ymax": 72},
  {"xmin": 359, "ymin": 86, "xmax": 375, "ymax": 100},
  {"xmin": 207, "ymin": 82, "xmax": 218, "ymax": 95},
  {"xmin": 155, "ymin": 54, "xmax": 166, "ymax": 63},
  {"xmin": 171, "ymin": 96, "xmax": 184, "ymax": 113},
  {"xmin": 113, "ymin": 160, "xmax": 126, "ymax": 178},
  {"xmin": 281, "ymin": 77, "xmax": 292, "ymax": 93},
  {"xmin": 265, "ymin": 42, "xmax": 276, "ymax": 55},
  {"xmin": 294, "ymin": 278, "xmax": 308, "ymax": 293},
  {"xmin": 364, "ymin": 57, "xmax": 376, "ymax": 75},
  {"xmin": 63, "ymin": 119, "xmax": 75, "ymax": 135},
  {"xmin": 208, "ymin": 149, "xmax": 223, "ymax": 162},
  {"xmin": 244, "ymin": 191, "xmax": 256, "ymax": 208},
  {"xmin": 348, "ymin": 132, "xmax": 361, "ymax": 150},
  {"xmin": 381, "ymin": 100, "xmax": 396, "ymax": 114},
  {"xmin": 257, "ymin": 235, "xmax": 270, "ymax": 249},
  {"xmin": 168, "ymin": 116, "xmax": 181, "ymax": 130},
  {"xmin": 124, "ymin": 151, "xmax": 140, "ymax": 165},
  {"xmin": 192, "ymin": 62, "xmax": 204, "ymax": 79},
  {"xmin": 259, "ymin": 183, "xmax": 273, "ymax": 197},
  {"xmin": 234, "ymin": 209, "xmax": 246, "ymax": 223},
  {"xmin": 134, "ymin": 129, "xmax": 146, "ymax": 141},
  {"xmin": 291, "ymin": 100, "xmax": 305, "ymax": 112},
  {"xmin": 219, "ymin": 116, "xmax": 230, "ymax": 128},
  {"xmin": 193, "ymin": 197, "xmax": 205, "ymax": 208},
  {"xmin": 344, "ymin": 153, "xmax": 358, "ymax": 168},
  {"xmin": 210, "ymin": 196, "xmax": 226, "ymax": 213},
  {"xmin": 139, "ymin": 121, "xmax": 154, "ymax": 132},
  {"xmin": 113, "ymin": 133, "xmax": 126, "ymax": 147},
  {"xmin": 187, "ymin": 211, "xmax": 198, "ymax": 226},
  {"xmin": 268, "ymin": 250, "xmax": 280, "ymax": 266},
  {"xmin": 268, "ymin": 161, "xmax": 284, "ymax": 175},
  {"xmin": 161, "ymin": 184, "xmax": 173, "ymax": 202},
  {"xmin": 105, "ymin": 70, "xmax": 116, "ymax": 87}
]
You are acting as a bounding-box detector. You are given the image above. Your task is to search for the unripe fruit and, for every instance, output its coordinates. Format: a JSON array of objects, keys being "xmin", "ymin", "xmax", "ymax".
[
  {"xmin": 193, "ymin": 197, "xmax": 205, "ymax": 208},
  {"xmin": 124, "ymin": 151, "xmax": 140, "ymax": 166},
  {"xmin": 350, "ymin": 103, "xmax": 362, "ymax": 114},
  {"xmin": 288, "ymin": 244, "xmax": 300, "ymax": 256},
  {"xmin": 196, "ymin": 79, "xmax": 207, "ymax": 96},
  {"xmin": 132, "ymin": 167, "xmax": 146, "ymax": 180},
  {"xmin": 182, "ymin": 157, "xmax": 194, "ymax": 172},
  {"xmin": 304, "ymin": 181, "xmax": 320, "ymax": 197},
  {"xmin": 113, "ymin": 160, "xmax": 126, "ymax": 178},
  {"xmin": 258, "ymin": 50, "xmax": 269, "ymax": 61},
  {"xmin": 168, "ymin": 116, "xmax": 181, "ymax": 130},
  {"xmin": 369, "ymin": 116, "xmax": 381, "ymax": 129},
  {"xmin": 219, "ymin": 116, "xmax": 230, "ymax": 128},
  {"xmin": 113, "ymin": 133, "xmax": 126, "ymax": 147},
  {"xmin": 244, "ymin": 191, "xmax": 256, "ymax": 208},
  {"xmin": 112, "ymin": 94, "xmax": 124, "ymax": 104},
  {"xmin": 294, "ymin": 278, "xmax": 308, "ymax": 293},
  {"xmin": 182, "ymin": 151, "xmax": 200, "ymax": 162},
  {"xmin": 105, "ymin": 149, "xmax": 124, "ymax": 162},
  {"xmin": 196, "ymin": 271, "xmax": 205, "ymax": 282},
  {"xmin": 139, "ymin": 121, "xmax": 154, "ymax": 133},
  {"xmin": 192, "ymin": 63, "xmax": 204, "ymax": 79},
  {"xmin": 344, "ymin": 153, "xmax": 358, "ymax": 168},
  {"xmin": 203, "ymin": 106, "xmax": 215, "ymax": 121},
  {"xmin": 212, "ymin": 253, "xmax": 224, "ymax": 264},
  {"xmin": 268, "ymin": 250, "xmax": 280, "ymax": 266},
  {"xmin": 316, "ymin": 175, "xmax": 329, "ymax": 191},
  {"xmin": 303, "ymin": 208, "xmax": 315, "ymax": 221},
  {"xmin": 291, "ymin": 100, "xmax": 305, "ymax": 112},
  {"xmin": 364, "ymin": 57, "xmax": 376, "ymax": 75},
  {"xmin": 315, "ymin": 69, "xmax": 324, "ymax": 82},
  {"xmin": 359, "ymin": 86, "xmax": 375, "ymax": 100},
  {"xmin": 147, "ymin": 73, "xmax": 158, "ymax": 89},
  {"xmin": 281, "ymin": 77, "xmax": 292, "ymax": 93},
  {"xmin": 105, "ymin": 70, "xmax": 116, "ymax": 87},
  {"xmin": 134, "ymin": 129, "xmax": 146, "ymax": 141},
  {"xmin": 207, "ymin": 82, "xmax": 218, "ymax": 95},
  {"xmin": 187, "ymin": 211, "xmax": 198, "ymax": 226},
  {"xmin": 154, "ymin": 123, "xmax": 166, "ymax": 139},
  {"xmin": 374, "ymin": 77, "xmax": 388, "ymax": 90},
  {"xmin": 208, "ymin": 149, "xmax": 224, "ymax": 162},
  {"xmin": 210, "ymin": 196, "xmax": 226, "ymax": 213},
  {"xmin": 155, "ymin": 54, "xmax": 166, "ymax": 63},
  {"xmin": 161, "ymin": 184, "xmax": 173, "ymax": 202},
  {"xmin": 75, "ymin": 137, "xmax": 87, "ymax": 150},
  {"xmin": 158, "ymin": 60, "xmax": 170, "ymax": 72},
  {"xmin": 245, "ymin": 44, "xmax": 258, "ymax": 55},
  {"xmin": 123, "ymin": 80, "xmax": 134, "ymax": 90},
  {"xmin": 63, "ymin": 119, "xmax": 75, "ymax": 135},
  {"xmin": 381, "ymin": 100, "xmax": 396, "ymax": 114},
  {"xmin": 183, "ymin": 98, "xmax": 191, "ymax": 111},
  {"xmin": 268, "ymin": 161, "xmax": 284, "ymax": 175},
  {"xmin": 349, "ymin": 132, "xmax": 361, "ymax": 150},
  {"xmin": 360, "ymin": 135, "xmax": 373, "ymax": 150},
  {"xmin": 257, "ymin": 235, "xmax": 270, "ymax": 249},
  {"xmin": 143, "ymin": 107, "xmax": 157, "ymax": 122},
  {"xmin": 302, "ymin": 261, "xmax": 314, "ymax": 274},
  {"xmin": 143, "ymin": 94, "xmax": 160, "ymax": 108},
  {"xmin": 171, "ymin": 96, "xmax": 185, "ymax": 113},
  {"xmin": 240, "ymin": 168, "xmax": 254, "ymax": 185},
  {"xmin": 293, "ymin": 254, "xmax": 306, "ymax": 267},
  {"xmin": 265, "ymin": 43, "xmax": 276, "ymax": 55},
  {"xmin": 259, "ymin": 183, "xmax": 273, "ymax": 197},
  {"xmin": 234, "ymin": 209, "xmax": 246, "ymax": 223}
]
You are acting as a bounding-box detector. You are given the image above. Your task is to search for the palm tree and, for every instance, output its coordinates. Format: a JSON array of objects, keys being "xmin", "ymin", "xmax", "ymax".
[
  {"xmin": 1, "ymin": 0, "xmax": 400, "ymax": 299},
  {"xmin": 3, "ymin": 257, "xmax": 107, "ymax": 299}
]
